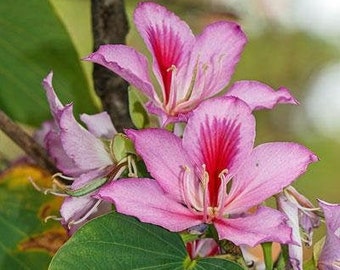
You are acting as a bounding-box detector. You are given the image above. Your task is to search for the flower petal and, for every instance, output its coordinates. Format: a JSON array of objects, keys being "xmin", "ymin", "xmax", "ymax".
[
  {"xmin": 276, "ymin": 193, "xmax": 303, "ymax": 270},
  {"xmin": 70, "ymin": 168, "xmax": 107, "ymax": 190},
  {"xmin": 126, "ymin": 128, "xmax": 190, "ymax": 201},
  {"xmin": 183, "ymin": 96, "xmax": 255, "ymax": 175},
  {"xmin": 45, "ymin": 129, "xmax": 85, "ymax": 177},
  {"xmin": 226, "ymin": 80, "xmax": 298, "ymax": 111},
  {"xmin": 225, "ymin": 142, "xmax": 318, "ymax": 214},
  {"xmin": 318, "ymin": 200, "xmax": 340, "ymax": 270},
  {"xmin": 84, "ymin": 45, "xmax": 156, "ymax": 100},
  {"xmin": 42, "ymin": 71, "xmax": 64, "ymax": 120},
  {"xmin": 80, "ymin": 112, "xmax": 116, "ymax": 140},
  {"xmin": 187, "ymin": 21, "xmax": 247, "ymax": 102},
  {"xmin": 35, "ymin": 120, "xmax": 55, "ymax": 148},
  {"xmin": 59, "ymin": 105, "xmax": 113, "ymax": 170},
  {"xmin": 96, "ymin": 178, "xmax": 201, "ymax": 231},
  {"xmin": 60, "ymin": 196, "xmax": 111, "ymax": 235},
  {"xmin": 134, "ymin": 2, "xmax": 194, "ymax": 104},
  {"xmin": 215, "ymin": 207, "xmax": 292, "ymax": 247}
]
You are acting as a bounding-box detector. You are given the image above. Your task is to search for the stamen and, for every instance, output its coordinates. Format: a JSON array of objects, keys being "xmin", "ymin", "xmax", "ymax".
[
  {"xmin": 180, "ymin": 165, "xmax": 198, "ymax": 214},
  {"xmin": 29, "ymin": 177, "xmax": 69, "ymax": 197},
  {"xmin": 182, "ymin": 58, "xmax": 199, "ymax": 102},
  {"xmin": 217, "ymin": 169, "xmax": 232, "ymax": 211},
  {"xmin": 200, "ymin": 165, "xmax": 210, "ymax": 222},
  {"xmin": 68, "ymin": 199, "xmax": 102, "ymax": 228},
  {"xmin": 52, "ymin": 178, "xmax": 71, "ymax": 190},
  {"xmin": 166, "ymin": 64, "xmax": 177, "ymax": 72},
  {"xmin": 218, "ymin": 169, "xmax": 229, "ymax": 179},
  {"xmin": 165, "ymin": 64, "xmax": 178, "ymax": 113},
  {"xmin": 52, "ymin": 172, "xmax": 74, "ymax": 182},
  {"xmin": 283, "ymin": 189, "xmax": 321, "ymax": 212},
  {"xmin": 127, "ymin": 155, "xmax": 138, "ymax": 177},
  {"xmin": 44, "ymin": 215, "xmax": 63, "ymax": 223}
]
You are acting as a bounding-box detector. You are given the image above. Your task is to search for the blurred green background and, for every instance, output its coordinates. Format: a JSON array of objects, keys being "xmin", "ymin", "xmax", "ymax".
[{"xmin": 0, "ymin": 0, "xmax": 339, "ymax": 260}]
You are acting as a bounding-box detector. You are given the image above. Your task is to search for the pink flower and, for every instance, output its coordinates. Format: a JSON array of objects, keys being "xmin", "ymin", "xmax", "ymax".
[
  {"xmin": 276, "ymin": 186, "xmax": 320, "ymax": 270},
  {"xmin": 186, "ymin": 239, "xmax": 220, "ymax": 260},
  {"xmin": 85, "ymin": 2, "xmax": 296, "ymax": 126},
  {"xmin": 97, "ymin": 96, "xmax": 317, "ymax": 247},
  {"xmin": 318, "ymin": 200, "xmax": 340, "ymax": 270},
  {"xmin": 40, "ymin": 72, "xmax": 118, "ymax": 234}
]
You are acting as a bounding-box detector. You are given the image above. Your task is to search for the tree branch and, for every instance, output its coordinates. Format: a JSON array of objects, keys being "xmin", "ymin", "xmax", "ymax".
[
  {"xmin": 91, "ymin": 0, "xmax": 134, "ymax": 132},
  {"xmin": 0, "ymin": 110, "xmax": 57, "ymax": 173}
]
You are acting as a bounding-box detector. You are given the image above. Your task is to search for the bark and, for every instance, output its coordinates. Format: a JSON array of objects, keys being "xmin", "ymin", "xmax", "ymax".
[
  {"xmin": 0, "ymin": 110, "xmax": 57, "ymax": 173},
  {"xmin": 91, "ymin": 0, "xmax": 133, "ymax": 132}
]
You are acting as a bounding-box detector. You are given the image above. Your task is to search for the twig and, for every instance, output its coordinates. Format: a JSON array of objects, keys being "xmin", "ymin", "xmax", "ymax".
[
  {"xmin": 91, "ymin": 0, "xmax": 134, "ymax": 132},
  {"xmin": 0, "ymin": 110, "xmax": 57, "ymax": 173}
]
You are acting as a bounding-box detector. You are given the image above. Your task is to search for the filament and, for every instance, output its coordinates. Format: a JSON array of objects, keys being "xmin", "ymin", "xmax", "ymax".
[{"xmin": 68, "ymin": 199, "xmax": 102, "ymax": 228}]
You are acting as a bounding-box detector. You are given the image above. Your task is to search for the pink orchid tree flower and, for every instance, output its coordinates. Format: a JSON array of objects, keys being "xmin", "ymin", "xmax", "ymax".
[
  {"xmin": 84, "ymin": 2, "xmax": 297, "ymax": 126},
  {"xmin": 97, "ymin": 96, "xmax": 317, "ymax": 247},
  {"xmin": 318, "ymin": 200, "xmax": 340, "ymax": 270},
  {"xmin": 276, "ymin": 186, "xmax": 320, "ymax": 270},
  {"xmin": 186, "ymin": 238, "xmax": 220, "ymax": 260},
  {"xmin": 39, "ymin": 72, "xmax": 123, "ymax": 234}
]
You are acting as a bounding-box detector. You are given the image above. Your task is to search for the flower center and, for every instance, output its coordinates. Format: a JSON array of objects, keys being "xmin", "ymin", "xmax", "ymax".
[{"xmin": 181, "ymin": 164, "xmax": 231, "ymax": 223}]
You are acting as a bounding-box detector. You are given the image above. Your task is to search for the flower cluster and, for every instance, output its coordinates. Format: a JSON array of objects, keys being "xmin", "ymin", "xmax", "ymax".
[{"xmin": 37, "ymin": 1, "xmax": 339, "ymax": 268}]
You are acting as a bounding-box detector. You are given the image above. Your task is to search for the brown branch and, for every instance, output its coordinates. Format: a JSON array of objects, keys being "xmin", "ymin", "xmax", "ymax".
[
  {"xmin": 0, "ymin": 110, "xmax": 57, "ymax": 173},
  {"xmin": 91, "ymin": 0, "xmax": 134, "ymax": 132}
]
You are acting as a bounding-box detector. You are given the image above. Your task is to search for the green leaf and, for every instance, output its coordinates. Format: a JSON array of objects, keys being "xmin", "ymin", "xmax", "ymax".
[
  {"xmin": 0, "ymin": 163, "xmax": 67, "ymax": 269},
  {"xmin": 49, "ymin": 212, "xmax": 244, "ymax": 270},
  {"xmin": 111, "ymin": 133, "xmax": 136, "ymax": 162},
  {"xmin": 0, "ymin": 0, "xmax": 98, "ymax": 126},
  {"xmin": 195, "ymin": 258, "xmax": 244, "ymax": 269},
  {"xmin": 128, "ymin": 87, "xmax": 150, "ymax": 129}
]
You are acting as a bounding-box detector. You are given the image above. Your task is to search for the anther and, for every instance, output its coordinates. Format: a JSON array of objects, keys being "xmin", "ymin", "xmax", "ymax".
[
  {"xmin": 166, "ymin": 64, "xmax": 177, "ymax": 72},
  {"xmin": 127, "ymin": 155, "xmax": 138, "ymax": 177},
  {"xmin": 44, "ymin": 215, "xmax": 63, "ymax": 223}
]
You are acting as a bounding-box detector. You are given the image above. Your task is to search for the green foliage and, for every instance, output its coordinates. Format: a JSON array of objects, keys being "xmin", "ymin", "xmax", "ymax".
[
  {"xmin": 0, "ymin": 163, "xmax": 66, "ymax": 269},
  {"xmin": 128, "ymin": 87, "xmax": 150, "ymax": 129},
  {"xmin": 111, "ymin": 133, "xmax": 136, "ymax": 162},
  {"xmin": 0, "ymin": 0, "xmax": 98, "ymax": 126},
  {"xmin": 49, "ymin": 212, "xmax": 244, "ymax": 270}
]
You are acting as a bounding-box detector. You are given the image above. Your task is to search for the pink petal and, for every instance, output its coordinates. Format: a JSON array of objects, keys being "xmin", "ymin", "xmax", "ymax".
[
  {"xmin": 35, "ymin": 120, "xmax": 55, "ymax": 148},
  {"xmin": 226, "ymin": 80, "xmax": 298, "ymax": 111},
  {"xmin": 80, "ymin": 112, "xmax": 116, "ymax": 140},
  {"xmin": 145, "ymin": 101, "xmax": 190, "ymax": 127},
  {"xmin": 215, "ymin": 207, "xmax": 292, "ymax": 247},
  {"xmin": 61, "ymin": 196, "xmax": 96, "ymax": 225},
  {"xmin": 226, "ymin": 142, "xmax": 318, "ymax": 214},
  {"xmin": 186, "ymin": 239, "xmax": 220, "ymax": 259},
  {"xmin": 126, "ymin": 128, "xmax": 191, "ymax": 202},
  {"xmin": 59, "ymin": 105, "xmax": 113, "ymax": 170},
  {"xmin": 70, "ymin": 168, "xmax": 107, "ymax": 190},
  {"xmin": 134, "ymin": 2, "xmax": 194, "ymax": 104},
  {"xmin": 183, "ymin": 96, "xmax": 255, "ymax": 176},
  {"xmin": 277, "ymin": 193, "xmax": 303, "ymax": 270},
  {"xmin": 318, "ymin": 200, "xmax": 340, "ymax": 269},
  {"xmin": 84, "ymin": 45, "xmax": 156, "ymax": 101},
  {"xmin": 96, "ymin": 178, "xmax": 201, "ymax": 232},
  {"xmin": 60, "ymin": 196, "xmax": 111, "ymax": 235},
  {"xmin": 188, "ymin": 21, "xmax": 247, "ymax": 102},
  {"xmin": 45, "ymin": 129, "xmax": 85, "ymax": 177},
  {"xmin": 42, "ymin": 71, "xmax": 64, "ymax": 120}
]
